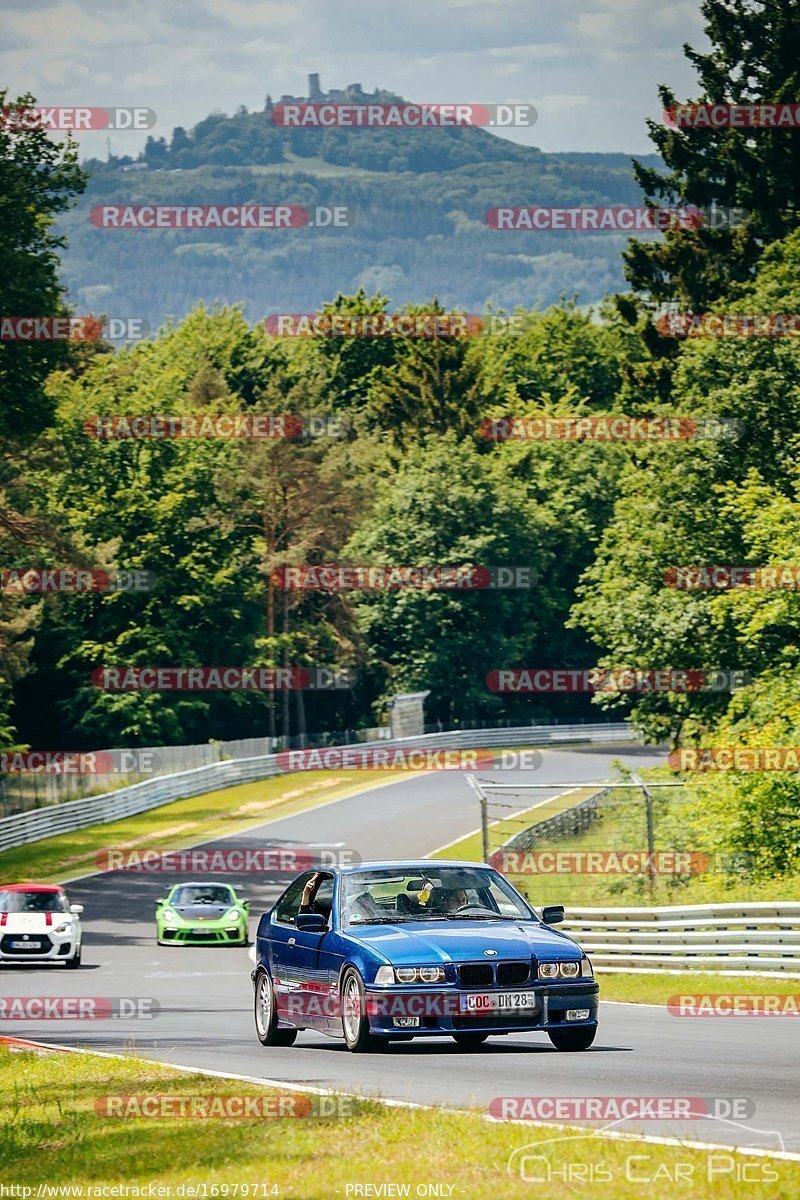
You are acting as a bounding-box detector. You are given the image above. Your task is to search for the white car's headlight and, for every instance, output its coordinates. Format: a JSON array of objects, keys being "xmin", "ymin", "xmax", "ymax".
[
  {"xmin": 54, "ymin": 921, "xmax": 72, "ymax": 934},
  {"xmin": 539, "ymin": 961, "xmax": 581, "ymax": 979}
]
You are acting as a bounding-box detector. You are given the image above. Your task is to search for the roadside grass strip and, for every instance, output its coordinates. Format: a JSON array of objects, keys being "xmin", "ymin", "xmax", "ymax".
[{"xmin": 0, "ymin": 1044, "xmax": 797, "ymax": 1198}]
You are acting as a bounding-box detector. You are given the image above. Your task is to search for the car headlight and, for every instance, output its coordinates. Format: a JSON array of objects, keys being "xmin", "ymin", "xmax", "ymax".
[
  {"xmin": 225, "ymin": 908, "xmax": 242, "ymax": 921},
  {"xmin": 539, "ymin": 961, "xmax": 581, "ymax": 979},
  {"xmin": 54, "ymin": 921, "xmax": 72, "ymax": 934},
  {"xmin": 375, "ymin": 966, "xmax": 446, "ymax": 985},
  {"xmin": 581, "ymin": 955, "xmax": 593, "ymax": 978},
  {"xmin": 162, "ymin": 909, "xmax": 179, "ymax": 925}
]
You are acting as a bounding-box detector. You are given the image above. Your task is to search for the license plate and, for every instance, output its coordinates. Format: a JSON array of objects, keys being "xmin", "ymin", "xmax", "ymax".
[
  {"xmin": 9, "ymin": 940, "xmax": 42, "ymax": 950},
  {"xmin": 459, "ymin": 990, "xmax": 538, "ymax": 1014},
  {"xmin": 191, "ymin": 928, "xmax": 206, "ymax": 935}
]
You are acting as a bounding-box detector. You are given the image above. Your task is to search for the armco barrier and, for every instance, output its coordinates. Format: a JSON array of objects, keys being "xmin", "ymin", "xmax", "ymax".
[
  {"xmin": 562, "ymin": 902, "xmax": 800, "ymax": 974},
  {"xmin": 500, "ymin": 788, "xmax": 608, "ymax": 851},
  {"xmin": 0, "ymin": 722, "xmax": 634, "ymax": 854}
]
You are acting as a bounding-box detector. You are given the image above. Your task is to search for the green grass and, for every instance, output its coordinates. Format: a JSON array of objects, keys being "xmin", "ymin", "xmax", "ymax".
[
  {"xmin": 1, "ymin": 1045, "xmax": 795, "ymax": 1198},
  {"xmin": 599, "ymin": 971, "xmax": 800, "ymax": 1004}
]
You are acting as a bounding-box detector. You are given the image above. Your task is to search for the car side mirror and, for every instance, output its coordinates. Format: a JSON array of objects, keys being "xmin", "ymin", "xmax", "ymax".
[
  {"xmin": 155, "ymin": 899, "xmax": 165, "ymax": 907},
  {"xmin": 243, "ymin": 900, "xmax": 250, "ymax": 909},
  {"xmin": 542, "ymin": 905, "xmax": 565, "ymax": 925},
  {"xmin": 69, "ymin": 904, "xmax": 84, "ymax": 915},
  {"xmin": 296, "ymin": 912, "xmax": 327, "ymax": 932}
]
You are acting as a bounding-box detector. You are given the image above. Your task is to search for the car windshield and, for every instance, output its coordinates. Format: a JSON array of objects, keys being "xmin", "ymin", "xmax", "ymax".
[
  {"xmin": 0, "ymin": 890, "xmax": 68, "ymax": 913},
  {"xmin": 170, "ymin": 886, "xmax": 233, "ymax": 906},
  {"xmin": 341, "ymin": 867, "xmax": 531, "ymax": 925}
]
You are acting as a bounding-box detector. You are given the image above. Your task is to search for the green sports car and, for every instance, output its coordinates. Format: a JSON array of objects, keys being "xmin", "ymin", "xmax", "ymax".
[{"xmin": 156, "ymin": 882, "xmax": 249, "ymax": 945}]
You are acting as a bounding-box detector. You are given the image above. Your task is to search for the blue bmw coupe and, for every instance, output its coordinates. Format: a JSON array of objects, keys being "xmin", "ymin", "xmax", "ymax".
[{"xmin": 252, "ymin": 860, "xmax": 598, "ymax": 1052}]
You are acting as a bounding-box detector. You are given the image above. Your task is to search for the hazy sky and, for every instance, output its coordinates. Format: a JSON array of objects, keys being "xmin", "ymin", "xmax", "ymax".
[{"xmin": 2, "ymin": 0, "xmax": 707, "ymax": 157}]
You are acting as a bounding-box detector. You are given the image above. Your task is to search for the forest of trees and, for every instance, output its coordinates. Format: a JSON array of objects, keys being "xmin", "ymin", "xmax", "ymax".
[{"xmin": 1, "ymin": 2, "xmax": 799, "ymax": 876}]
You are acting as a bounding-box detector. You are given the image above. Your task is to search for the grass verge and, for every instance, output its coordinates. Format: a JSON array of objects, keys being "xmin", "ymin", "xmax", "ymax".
[
  {"xmin": 0, "ymin": 1044, "xmax": 795, "ymax": 1198},
  {"xmin": 599, "ymin": 971, "xmax": 800, "ymax": 1004}
]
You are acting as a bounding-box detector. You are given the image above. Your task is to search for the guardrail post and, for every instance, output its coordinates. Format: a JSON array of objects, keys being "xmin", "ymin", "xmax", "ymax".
[{"xmin": 632, "ymin": 773, "xmax": 656, "ymax": 897}]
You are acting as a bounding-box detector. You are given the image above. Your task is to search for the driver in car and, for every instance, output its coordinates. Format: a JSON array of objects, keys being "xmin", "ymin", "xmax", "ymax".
[{"xmin": 430, "ymin": 887, "xmax": 468, "ymax": 914}]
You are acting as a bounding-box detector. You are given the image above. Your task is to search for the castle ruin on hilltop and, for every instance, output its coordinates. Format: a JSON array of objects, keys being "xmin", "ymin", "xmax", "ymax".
[{"xmin": 265, "ymin": 74, "xmax": 402, "ymax": 112}]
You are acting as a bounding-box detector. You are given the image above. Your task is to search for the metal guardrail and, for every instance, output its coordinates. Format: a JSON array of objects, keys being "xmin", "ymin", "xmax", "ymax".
[
  {"xmin": 0, "ymin": 722, "xmax": 634, "ymax": 854},
  {"xmin": 562, "ymin": 903, "xmax": 800, "ymax": 973},
  {"xmin": 500, "ymin": 788, "xmax": 608, "ymax": 851}
]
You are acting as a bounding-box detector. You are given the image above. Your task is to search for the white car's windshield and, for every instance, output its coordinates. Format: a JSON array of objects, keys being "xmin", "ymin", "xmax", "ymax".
[
  {"xmin": 170, "ymin": 886, "xmax": 234, "ymax": 906},
  {"xmin": 0, "ymin": 890, "xmax": 68, "ymax": 913},
  {"xmin": 341, "ymin": 867, "xmax": 531, "ymax": 925}
]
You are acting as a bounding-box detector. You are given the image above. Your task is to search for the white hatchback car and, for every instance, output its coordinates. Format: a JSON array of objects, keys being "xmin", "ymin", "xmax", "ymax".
[{"xmin": 0, "ymin": 884, "xmax": 83, "ymax": 968}]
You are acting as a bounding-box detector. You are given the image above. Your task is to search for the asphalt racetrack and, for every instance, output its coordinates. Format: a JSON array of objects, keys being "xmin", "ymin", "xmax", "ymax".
[{"xmin": 1, "ymin": 746, "xmax": 797, "ymax": 1154}]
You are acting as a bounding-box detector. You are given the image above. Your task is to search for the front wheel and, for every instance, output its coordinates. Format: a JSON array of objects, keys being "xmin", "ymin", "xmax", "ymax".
[
  {"xmin": 65, "ymin": 948, "xmax": 81, "ymax": 970},
  {"xmin": 340, "ymin": 968, "xmax": 382, "ymax": 1053},
  {"xmin": 548, "ymin": 1025, "xmax": 596, "ymax": 1051},
  {"xmin": 452, "ymin": 1033, "xmax": 489, "ymax": 1049},
  {"xmin": 254, "ymin": 969, "xmax": 297, "ymax": 1047}
]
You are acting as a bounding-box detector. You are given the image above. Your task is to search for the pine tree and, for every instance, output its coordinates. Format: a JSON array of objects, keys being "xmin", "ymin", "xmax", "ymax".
[{"xmin": 625, "ymin": 0, "xmax": 800, "ymax": 308}]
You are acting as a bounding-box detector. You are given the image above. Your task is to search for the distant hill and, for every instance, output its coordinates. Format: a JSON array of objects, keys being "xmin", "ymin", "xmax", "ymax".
[{"xmin": 58, "ymin": 83, "xmax": 662, "ymax": 330}]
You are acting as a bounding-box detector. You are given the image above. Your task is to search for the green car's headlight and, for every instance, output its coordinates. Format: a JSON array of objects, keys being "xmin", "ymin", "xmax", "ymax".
[
  {"xmin": 162, "ymin": 909, "xmax": 179, "ymax": 925},
  {"xmin": 225, "ymin": 908, "xmax": 242, "ymax": 921}
]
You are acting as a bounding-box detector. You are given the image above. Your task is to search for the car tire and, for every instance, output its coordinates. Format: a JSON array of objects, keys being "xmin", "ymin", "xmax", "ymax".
[
  {"xmin": 452, "ymin": 1033, "xmax": 489, "ymax": 1049},
  {"xmin": 548, "ymin": 1025, "xmax": 597, "ymax": 1051},
  {"xmin": 340, "ymin": 967, "xmax": 382, "ymax": 1053},
  {"xmin": 254, "ymin": 969, "xmax": 297, "ymax": 1047},
  {"xmin": 66, "ymin": 948, "xmax": 81, "ymax": 970}
]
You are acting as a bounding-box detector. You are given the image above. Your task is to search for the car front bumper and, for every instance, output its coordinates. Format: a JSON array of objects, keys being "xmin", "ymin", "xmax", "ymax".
[
  {"xmin": 158, "ymin": 922, "xmax": 247, "ymax": 944},
  {"xmin": 363, "ymin": 981, "xmax": 599, "ymax": 1037},
  {"xmin": 0, "ymin": 931, "xmax": 79, "ymax": 963}
]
